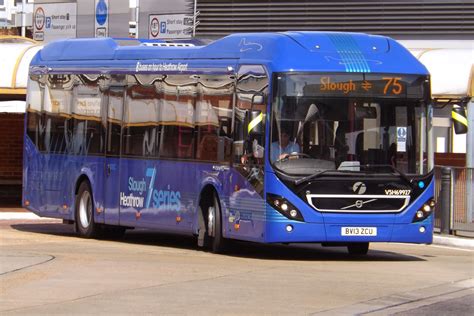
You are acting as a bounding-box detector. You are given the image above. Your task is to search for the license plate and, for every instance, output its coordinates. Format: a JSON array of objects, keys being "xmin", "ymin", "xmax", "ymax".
[{"xmin": 341, "ymin": 227, "xmax": 377, "ymax": 236}]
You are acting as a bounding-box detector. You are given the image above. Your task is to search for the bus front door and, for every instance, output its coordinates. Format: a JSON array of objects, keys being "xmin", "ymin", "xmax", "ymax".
[{"xmin": 103, "ymin": 87, "xmax": 124, "ymax": 225}]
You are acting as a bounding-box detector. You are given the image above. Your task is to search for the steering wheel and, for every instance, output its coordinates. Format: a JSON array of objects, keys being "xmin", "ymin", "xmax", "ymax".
[{"xmin": 278, "ymin": 153, "xmax": 311, "ymax": 162}]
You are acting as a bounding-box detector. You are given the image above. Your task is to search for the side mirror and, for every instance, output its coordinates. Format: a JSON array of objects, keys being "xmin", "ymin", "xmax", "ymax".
[{"xmin": 452, "ymin": 104, "xmax": 468, "ymax": 134}]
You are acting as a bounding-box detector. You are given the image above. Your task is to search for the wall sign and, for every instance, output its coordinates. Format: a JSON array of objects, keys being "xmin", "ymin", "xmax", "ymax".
[
  {"xmin": 148, "ymin": 14, "xmax": 193, "ymax": 40},
  {"xmin": 33, "ymin": 3, "xmax": 77, "ymax": 42}
]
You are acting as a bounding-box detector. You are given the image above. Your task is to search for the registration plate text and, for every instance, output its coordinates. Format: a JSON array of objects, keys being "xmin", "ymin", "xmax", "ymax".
[{"xmin": 341, "ymin": 227, "xmax": 377, "ymax": 236}]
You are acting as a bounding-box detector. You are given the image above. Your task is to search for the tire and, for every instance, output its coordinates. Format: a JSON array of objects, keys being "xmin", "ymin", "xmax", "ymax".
[
  {"xmin": 347, "ymin": 242, "xmax": 369, "ymax": 255},
  {"xmin": 200, "ymin": 193, "xmax": 226, "ymax": 253},
  {"xmin": 75, "ymin": 181, "xmax": 99, "ymax": 238}
]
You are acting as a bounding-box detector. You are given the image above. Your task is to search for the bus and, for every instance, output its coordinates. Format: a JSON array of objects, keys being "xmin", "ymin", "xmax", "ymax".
[{"xmin": 23, "ymin": 32, "xmax": 435, "ymax": 255}]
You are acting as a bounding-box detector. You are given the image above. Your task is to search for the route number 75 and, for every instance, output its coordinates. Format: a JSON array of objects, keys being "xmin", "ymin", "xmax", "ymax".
[{"xmin": 382, "ymin": 77, "xmax": 403, "ymax": 95}]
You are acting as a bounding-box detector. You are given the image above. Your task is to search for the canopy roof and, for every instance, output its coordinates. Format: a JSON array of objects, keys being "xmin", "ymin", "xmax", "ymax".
[
  {"xmin": 0, "ymin": 36, "xmax": 42, "ymax": 96},
  {"xmin": 402, "ymin": 40, "xmax": 473, "ymax": 99}
]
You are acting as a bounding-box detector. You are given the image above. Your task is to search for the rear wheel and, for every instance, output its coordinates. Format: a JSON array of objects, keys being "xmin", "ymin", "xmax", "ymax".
[
  {"xmin": 347, "ymin": 242, "xmax": 369, "ymax": 255},
  {"xmin": 75, "ymin": 181, "xmax": 99, "ymax": 238}
]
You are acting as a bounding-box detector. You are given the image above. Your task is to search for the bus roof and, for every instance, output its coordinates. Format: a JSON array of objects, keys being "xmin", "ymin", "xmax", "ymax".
[{"xmin": 31, "ymin": 32, "xmax": 428, "ymax": 75}]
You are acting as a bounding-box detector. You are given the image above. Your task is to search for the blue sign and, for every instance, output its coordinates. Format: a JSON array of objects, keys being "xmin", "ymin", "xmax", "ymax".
[
  {"xmin": 160, "ymin": 22, "xmax": 167, "ymax": 34},
  {"xmin": 45, "ymin": 17, "xmax": 51, "ymax": 29},
  {"xmin": 96, "ymin": 0, "xmax": 108, "ymax": 26}
]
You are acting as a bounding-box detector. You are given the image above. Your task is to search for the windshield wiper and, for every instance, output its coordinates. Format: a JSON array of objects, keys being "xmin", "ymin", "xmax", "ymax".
[
  {"xmin": 361, "ymin": 164, "xmax": 415, "ymax": 189},
  {"xmin": 294, "ymin": 170, "xmax": 333, "ymax": 186}
]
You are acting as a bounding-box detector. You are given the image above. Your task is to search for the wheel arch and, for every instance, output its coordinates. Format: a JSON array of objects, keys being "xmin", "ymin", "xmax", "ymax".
[{"xmin": 75, "ymin": 174, "xmax": 92, "ymax": 196}]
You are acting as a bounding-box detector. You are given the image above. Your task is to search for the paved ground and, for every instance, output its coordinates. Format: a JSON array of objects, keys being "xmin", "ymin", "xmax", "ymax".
[{"xmin": 0, "ymin": 219, "xmax": 473, "ymax": 315}]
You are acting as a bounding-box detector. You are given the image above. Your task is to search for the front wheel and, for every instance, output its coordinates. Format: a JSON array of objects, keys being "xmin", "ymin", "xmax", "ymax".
[
  {"xmin": 75, "ymin": 181, "xmax": 99, "ymax": 238},
  {"xmin": 208, "ymin": 195, "xmax": 226, "ymax": 253},
  {"xmin": 347, "ymin": 242, "xmax": 369, "ymax": 255},
  {"xmin": 198, "ymin": 193, "xmax": 226, "ymax": 253}
]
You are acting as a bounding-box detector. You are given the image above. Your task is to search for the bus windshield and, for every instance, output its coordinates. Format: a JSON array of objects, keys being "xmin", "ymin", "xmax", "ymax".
[{"xmin": 271, "ymin": 73, "xmax": 430, "ymax": 176}]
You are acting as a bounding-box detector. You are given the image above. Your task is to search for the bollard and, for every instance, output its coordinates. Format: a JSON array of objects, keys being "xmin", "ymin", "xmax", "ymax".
[{"xmin": 440, "ymin": 167, "xmax": 452, "ymax": 235}]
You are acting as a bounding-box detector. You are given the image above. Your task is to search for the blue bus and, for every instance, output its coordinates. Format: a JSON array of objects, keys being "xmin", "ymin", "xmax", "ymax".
[{"xmin": 23, "ymin": 32, "xmax": 435, "ymax": 254}]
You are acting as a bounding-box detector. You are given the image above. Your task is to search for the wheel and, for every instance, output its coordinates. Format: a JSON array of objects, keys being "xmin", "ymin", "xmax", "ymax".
[
  {"xmin": 209, "ymin": 195, "xmax": 226, "ymax": 253},
  {"xmin": 198, "ymin": 193, "xmax": 226, "ymax": 253},
  {"xmin": 347, "ymin": 242, "xmax": 369, "ymax": 255},
  {"xmin": 75, "ymin": 181, "xmax": 99, "ymax": 238}
]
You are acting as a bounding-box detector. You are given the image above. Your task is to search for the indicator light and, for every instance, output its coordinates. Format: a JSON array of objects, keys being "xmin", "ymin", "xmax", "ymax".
[
  {"xmin": 25, "ymin": 200, "xmax": 30, "ymax": 206},
  {"xmin": 176, "ymin": 216, "xmax": 182, "ymax": 223},
  {"xmin": 234, "ymin": 223, "xmax": 240, "ymax": 230}
]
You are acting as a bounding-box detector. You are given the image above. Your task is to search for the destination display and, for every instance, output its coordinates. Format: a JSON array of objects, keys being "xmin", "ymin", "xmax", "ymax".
[{"xmin": 298, "ymin": 74, "xmax": 427, "ymax": 98}]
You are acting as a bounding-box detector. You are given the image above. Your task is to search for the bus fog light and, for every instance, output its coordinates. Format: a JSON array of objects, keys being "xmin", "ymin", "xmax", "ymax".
[
  {"xmin": 286, "ymin": 225, "xmax": 293, "ymax": 232},
  {"xmin": 289, "ymin": 209, "xmax": 298, "ymax": 218},
  {"xmin": 419, "ymin": 226, "xmax": 426, "ymax": 233},
  {"xmin": 416, "ymin": 210, "xmax": 424, "ymax": 219},
  {"xmin": 422, "ymin": 204, "xmax": 431, "ymax": 213}
]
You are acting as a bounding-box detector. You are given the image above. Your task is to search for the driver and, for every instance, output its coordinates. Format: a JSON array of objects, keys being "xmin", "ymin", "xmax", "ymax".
[{"xmin": 271, "ymin": 127, "xmax": 300, "ymax": 162}]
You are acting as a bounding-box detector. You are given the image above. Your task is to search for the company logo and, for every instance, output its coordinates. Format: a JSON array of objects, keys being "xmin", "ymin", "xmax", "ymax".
[{"xmin": 352, "ymin": 182, "xmax": 367, "ymax": 195}]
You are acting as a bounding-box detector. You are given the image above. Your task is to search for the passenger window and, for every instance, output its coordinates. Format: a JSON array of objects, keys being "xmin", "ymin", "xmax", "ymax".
[
  {"xmin": 158, "ymin": 75, "xmax": 196, "ymax": 159},
  {"xmin": 43, "ymin": 75, "xmax": 73, "ymax": 153},
  {"xmin": 123, "ymin": 83, "xmax": 159, "ymax": 158},
  {"xmin": 72, "ymin": 75, "xmax": 104, "ymax": 155}
]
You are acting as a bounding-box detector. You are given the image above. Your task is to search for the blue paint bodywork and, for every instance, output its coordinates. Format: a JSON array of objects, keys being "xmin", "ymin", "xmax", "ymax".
[{"xmin": 24, "ymin": 32, "xmax": 433, "ymax": 245}]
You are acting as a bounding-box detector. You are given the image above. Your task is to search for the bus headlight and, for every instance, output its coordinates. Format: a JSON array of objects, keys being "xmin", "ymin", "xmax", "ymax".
[
  {"xmin": 267, "ymin": 193, "xmax": 304, "ymax": 222},
  {"xmin": 412, "ymin": 198, "xmax": 435, "ymax": 223}
]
